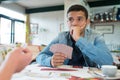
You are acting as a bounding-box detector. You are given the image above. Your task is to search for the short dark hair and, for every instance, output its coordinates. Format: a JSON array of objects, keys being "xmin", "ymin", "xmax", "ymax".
[{"xmin": 67, "ymin": 4, "xmax": 88, "ymax": 19}]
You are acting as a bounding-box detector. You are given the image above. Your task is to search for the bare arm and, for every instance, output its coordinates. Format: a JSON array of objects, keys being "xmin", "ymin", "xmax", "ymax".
[{"xmin": 0, "ymin": 47, "xmax": 32, "ymax": 80}]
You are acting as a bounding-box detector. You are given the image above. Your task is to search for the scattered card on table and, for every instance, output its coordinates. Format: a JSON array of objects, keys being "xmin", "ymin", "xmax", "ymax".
[{"xmin": 50, "ymin": 44, "xmax": 73, "ymax": 59}]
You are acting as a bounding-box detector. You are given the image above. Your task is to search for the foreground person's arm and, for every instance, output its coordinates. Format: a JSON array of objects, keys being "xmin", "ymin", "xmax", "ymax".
[{"xmin": 0, "ymin": 47, "xmax": 32, "ymax": 80}]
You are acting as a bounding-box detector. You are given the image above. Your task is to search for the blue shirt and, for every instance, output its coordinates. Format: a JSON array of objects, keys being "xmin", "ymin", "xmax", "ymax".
[{"xmin": 36, "ymin": 28, "xmax": 113, "ymax": 67}]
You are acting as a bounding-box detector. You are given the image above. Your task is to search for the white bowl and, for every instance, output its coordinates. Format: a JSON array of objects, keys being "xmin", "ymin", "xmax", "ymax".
[{"xmin": 101, "ymin": 65, "xmax": 117, "ymax": 77}]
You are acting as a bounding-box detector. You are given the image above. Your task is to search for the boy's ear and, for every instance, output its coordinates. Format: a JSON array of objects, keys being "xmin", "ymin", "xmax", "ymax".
[{"xmin": 86, "ymin": 19, "xmax": 90, "ymax": 24}]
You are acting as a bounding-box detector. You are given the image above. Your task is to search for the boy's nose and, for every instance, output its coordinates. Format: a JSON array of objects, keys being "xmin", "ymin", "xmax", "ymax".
[{"xmin": 71, "ymin": 20, "xmax": 79, "ymax": 26}]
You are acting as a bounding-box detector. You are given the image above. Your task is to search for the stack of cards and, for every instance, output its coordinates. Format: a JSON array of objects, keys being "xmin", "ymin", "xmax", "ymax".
[{"xmin": 50, "ymin": 44, "xmax": 73, "ymax": 59}]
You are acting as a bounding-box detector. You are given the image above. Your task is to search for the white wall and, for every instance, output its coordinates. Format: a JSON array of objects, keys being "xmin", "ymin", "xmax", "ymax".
[
  {"xmin": 104, "ymin": 22, "xmax": 120, "ymax": 51},
  {"xmin": 0, "ymin": 3, "xmax": 25, "ymax": 14},
  {"xmin": 91, "ymin": 22, "xmax": 120, "ymax": 49},
  {"xmin": 0, "ymin": 3, "xmax": 25, "ymax": 21},
  {"xmin": 30, "ymin": 11, "xmax": 64, "ymax": 45},
  {"xmin": 30, "ymin": 4, "xmax": 120, "ymax": 48},
  {"xmin": 90, "ymin": 5, "xmax": 120, "ymax": 15},
  {"xmin": 104, "ymin": 22, "xmax": 120, "ymax": 44},
  {"xmin": 90, "ymin": 5, "xmax": 120, "ymax": 51}
]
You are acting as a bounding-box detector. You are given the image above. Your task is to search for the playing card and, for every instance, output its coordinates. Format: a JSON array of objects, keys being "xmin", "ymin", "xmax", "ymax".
[{"xmin": 50, "ymin": 44, "xmax": 73, "ymax": 59}]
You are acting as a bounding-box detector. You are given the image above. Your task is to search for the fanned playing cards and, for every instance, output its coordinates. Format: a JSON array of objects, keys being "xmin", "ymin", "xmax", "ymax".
[{"xmin": 50, "ymin": 44, "xmax": 73, "ymax": 59}]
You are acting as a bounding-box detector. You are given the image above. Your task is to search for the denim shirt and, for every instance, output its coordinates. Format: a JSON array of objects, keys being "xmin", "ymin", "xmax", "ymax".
[{"xmin": 36, "ymin": 28, "xmax": 113, "ymax": 67}]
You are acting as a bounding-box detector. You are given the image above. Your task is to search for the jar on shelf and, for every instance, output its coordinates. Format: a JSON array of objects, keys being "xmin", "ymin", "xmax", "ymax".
[
  {"xmin": 94, "ymin": 13, "xmax": 100, "ymax": 22},
  {"xmin": 104, "ymin": 12, "xmax": 109, "ymax": 21},
  {"xmin": 90, "ymin": 13, "xmax": 94, "ymax": 22},
  {"xmin": 100, "ymin": 13, "xmax": 104, "ymax": 22},
  {"xmin": 109, "ymin": 12, "xmax": 113, "ymax": 21}
]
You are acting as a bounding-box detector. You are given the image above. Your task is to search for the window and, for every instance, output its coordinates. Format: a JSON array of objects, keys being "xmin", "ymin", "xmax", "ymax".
[
  {"xmin": 0, "ymin": 17, "xmax": 11, "ymax": 44},
  {"xmin": 14, "ymin": 21, "xmax": 26, "ymax": 43},
  {"xmin": 0, "ymin": 7, "xmax": 26, "ymax": 44}
]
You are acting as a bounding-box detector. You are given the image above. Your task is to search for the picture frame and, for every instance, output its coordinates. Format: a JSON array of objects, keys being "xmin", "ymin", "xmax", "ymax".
[
  {"xmin": 94, "ymin": 24, "xmax": 114, "ymax": 34},
  {"xmin": 30, "ymin": 23, "xmax": 38, "ymax": 34},
  {"xmin": 60, "ymin": 23, "xmax": 64, "ymax": 32}
]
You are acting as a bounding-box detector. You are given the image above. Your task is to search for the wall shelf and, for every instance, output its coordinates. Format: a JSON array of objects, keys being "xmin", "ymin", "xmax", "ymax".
[{"xmin": 91, "ymin": 20, "xmax": 120, "ymax": 24}]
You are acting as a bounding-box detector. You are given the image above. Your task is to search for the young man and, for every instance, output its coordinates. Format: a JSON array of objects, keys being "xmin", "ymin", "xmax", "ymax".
[
  {"xmin": 0, "ymin": 47, "xmax": 32, "ymax": 80},
  {"xmin": 36, "ymin": 4, "xmax": 113, "ymax": 67}
]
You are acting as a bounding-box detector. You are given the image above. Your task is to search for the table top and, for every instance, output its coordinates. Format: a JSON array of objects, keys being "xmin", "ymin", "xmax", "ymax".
[{"xmin": 11, "ymin": 64, "xmax": 120, "ymax": 80}]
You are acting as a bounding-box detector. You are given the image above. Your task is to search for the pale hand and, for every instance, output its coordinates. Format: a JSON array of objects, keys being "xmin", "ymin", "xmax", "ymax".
[{"xmin": 6, "ymin": 47, "xmax": 32, "ymax": 72}]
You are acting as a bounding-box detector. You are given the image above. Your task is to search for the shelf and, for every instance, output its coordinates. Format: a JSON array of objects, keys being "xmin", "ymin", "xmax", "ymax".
[{"xmin": 91, "ymin": 20, "xmax": 120, "ymax": 24}]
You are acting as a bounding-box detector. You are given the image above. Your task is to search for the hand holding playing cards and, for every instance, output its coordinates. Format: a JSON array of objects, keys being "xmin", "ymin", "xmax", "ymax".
[
  {"xmin": 50, "ymin": 44, "xmax": 73, "ymax": 67},
  {"xmin": 51, "ymin": 53, "xmax": 66, "ymax": 67},
  {"xmin": 50, "ymin": 44, "xmax": 73, "ymax": 59}
]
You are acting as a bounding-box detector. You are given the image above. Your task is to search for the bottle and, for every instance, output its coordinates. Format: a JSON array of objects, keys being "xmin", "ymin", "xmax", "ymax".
[
  {"xmin": 113, "ymin": 7, "xmax": 118, "ymax": 21},
  {"xmin": 100, "ymin": 13, "xmax": 104, "ymax": 22},
  {"xmin": 109, "ymin": 12, "xmax": 113, "ymax": 21},
  {"xmin": 105, "ymin": 12, "xmax": 109, "ymax": 21}
]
